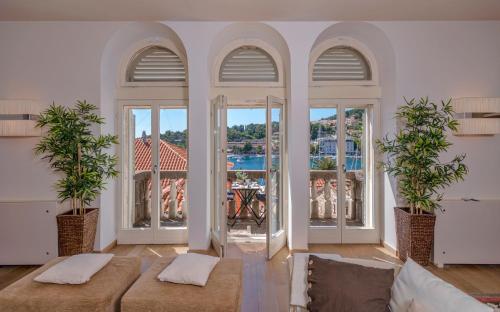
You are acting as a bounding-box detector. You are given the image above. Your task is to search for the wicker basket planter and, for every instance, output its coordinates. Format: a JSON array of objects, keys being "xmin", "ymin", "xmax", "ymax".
[
  {"xmin": 394, "ymin": 207, "xmax": 436, "ymax": 266},
  {"xmin": 56, "ymin": 208, "xmax": 99, "ymax": 256}
]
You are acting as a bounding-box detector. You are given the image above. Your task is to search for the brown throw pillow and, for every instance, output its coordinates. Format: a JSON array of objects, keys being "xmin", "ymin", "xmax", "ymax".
[{"xmin": 307, "ymin": 255, "xmax": 394, "ymax": 312}]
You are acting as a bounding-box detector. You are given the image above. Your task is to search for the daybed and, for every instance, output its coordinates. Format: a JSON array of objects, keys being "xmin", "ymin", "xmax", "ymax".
[
  {"xmin": 0, "ymin": 256, "xmax": 141, "ymax": 312},
  {"xmin": 121, "ymin": 256, "xmax": 243, "ymax": 312}
]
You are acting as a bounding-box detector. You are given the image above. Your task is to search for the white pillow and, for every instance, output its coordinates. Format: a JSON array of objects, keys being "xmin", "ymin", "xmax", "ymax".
[
  {"xmin": 157, "ymin": 253, "xmax": 220, "ymax": 286},
  {"xmin": 34, "ymin": 253, "xmax": 113, "ymax": 285},
  {"xmin": 408, "ymin": 299, "xmax": 430, "ymax": 312},
  {"xmin": 390, "ymin": 258, "xmax": 493, "ymax": 312}
]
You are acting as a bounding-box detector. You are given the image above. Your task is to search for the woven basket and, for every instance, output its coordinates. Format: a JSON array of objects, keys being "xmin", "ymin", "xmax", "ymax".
[
  {"xmin": 56, "ymin": 208, "xmax": 99, "ymax": 256},
  {"xmin": 394, "ymin": 207, "xmax": 436, "ymax": 266}
]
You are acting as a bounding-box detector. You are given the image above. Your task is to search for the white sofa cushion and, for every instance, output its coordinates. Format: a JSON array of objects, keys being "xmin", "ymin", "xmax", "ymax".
[
  {"xmin": 407, "ymin": 299, "xmax": 430, "ymax": 312},
  {"xmin": 390, "ymin": 258, "xmax": 493, "ymax": 312},
  {"xmin": 34, "ymin": 253, "xmax": 113, "ymax": 285},
  {"xmin": 157, "ymin": 253, "xmax": 219, "ymax": 286}
]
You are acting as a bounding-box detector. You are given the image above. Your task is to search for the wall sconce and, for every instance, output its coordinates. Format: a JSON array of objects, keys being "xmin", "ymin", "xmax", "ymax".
[
  {"xmin": 0, "ymin": 100, "xmax": 41, "ymax": 137},
  {"xmin": 452, "ymin": 97, "xmax": 500, "ymax": 136}
]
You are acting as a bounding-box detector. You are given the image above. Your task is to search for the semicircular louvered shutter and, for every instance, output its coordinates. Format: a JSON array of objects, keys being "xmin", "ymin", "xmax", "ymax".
[
  {"xmin": 219, "ymin": 46, "xmax": 278, "ymax": 82},
  {"xmin": 127, "ymin": 46, "xmax": 186, "ymax": 82},
  {"xmin": 312, "ymin": 46, "xmax": 371, "ymax": 81}
]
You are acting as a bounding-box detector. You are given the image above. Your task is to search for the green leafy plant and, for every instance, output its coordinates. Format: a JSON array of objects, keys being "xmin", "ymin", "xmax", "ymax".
[
  {"xmin": 35, "ymin": 100, "xmax": 118, "ymax": 215},
  {"xmin": 377, "ymin": 97, "xmax": 468, "ymax": 215},
  {"xmin": 235, "ymin": 171, "xmax": 249, "ymax": 182},
  {"xmin": 317, "ymin": 157, "xmax": 336, "ymax": 170}
]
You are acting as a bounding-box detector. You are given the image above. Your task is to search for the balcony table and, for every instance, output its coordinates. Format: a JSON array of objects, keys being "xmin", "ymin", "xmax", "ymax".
[{"xmin": 228, "ymin": 184, "xmax": 265, "ymax": 227}]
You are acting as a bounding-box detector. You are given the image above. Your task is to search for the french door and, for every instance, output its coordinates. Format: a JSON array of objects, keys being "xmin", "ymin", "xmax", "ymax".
[
  {"xmin": 309, "ymin": 102, "xmax": 378, "ymax": 244},
  {"xmin": 266, "ymin": 96, "xmax": 286, "ymax": 259},
  {"xmin": 211, "ymin": 95, "xmax": 228, "ymax": 257},
  {"xmin": 118, "ymin": 100, "xmax": 189, "ymax": 244},
  {"xmin": 211, "ymin": 95, "xmax": 286, "ymax": 259}
]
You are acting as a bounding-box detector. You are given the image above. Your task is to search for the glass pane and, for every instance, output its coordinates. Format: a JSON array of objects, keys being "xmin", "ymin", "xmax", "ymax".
[
  {"xmin": 344, "ymin": 108, "xmax": 367, "ymax": 227},
  {"xmin": 309, "ymin": 108, "xmax": 338, "ymax": 226},
  {"xmin": 226, "ymin": 108, "xmax": 266, "ymax": 238},
  {"xmin": 270, "ymin": 106, "xmax": 282, "ymax": 234},
  {"xmin": 125, "ymin": 107, "xmax": 152, "ymax": 229},
  {"xmin": 159, "ymin": 108, "xmax": 188, "ymax": 228},
  {"xmin": 213, "ymin": 104, "xmax": 222, "ymax": 237}
]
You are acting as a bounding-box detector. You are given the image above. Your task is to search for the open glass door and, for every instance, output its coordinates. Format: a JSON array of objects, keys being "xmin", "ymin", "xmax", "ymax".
[
  {"xmin": 211, "ymin": 95, "xmax": 228, "ymax": 257},
  {"xmin": 266, "ymin": 96, "xmax": 286, "ymax": 259}
]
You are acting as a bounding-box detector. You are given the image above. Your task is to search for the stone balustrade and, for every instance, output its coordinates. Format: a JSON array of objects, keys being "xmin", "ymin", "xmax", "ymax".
[
  {"xmin": 309, "ymin": 170, "xmax": 364, "ymax": 225},
  {"xmin": 133, "ymin": 170, "xmax": 188, "ymax": 226},
  {"xmin": 132, "ymin": 169, "xmax": 364, "ymax": 227}
]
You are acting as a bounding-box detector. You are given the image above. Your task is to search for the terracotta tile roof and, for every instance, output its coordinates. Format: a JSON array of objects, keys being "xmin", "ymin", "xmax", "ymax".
[
  {"xmin": 135, "ymin": 138, "xmax": 187, "ymax": 172},
  {"xmin": 134, "ymin": 138, "xmax": 188, "ymax": 213}
]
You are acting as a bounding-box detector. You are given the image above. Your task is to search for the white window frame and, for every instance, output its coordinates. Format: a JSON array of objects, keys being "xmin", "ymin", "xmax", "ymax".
[
  {"xmin": 308, "ymin": 99, "xmax": 381, "ymax": 244},
  {"xmin": 117, "ymin": 99, "xmax": 189, "ymax": 244},
  {"xmin": 116, "ymin": 38, "xmax": 189, "ymax": 244},
  {"xmin": 308, "ymin": 37, "xmax": 381, "ymax": 244}
]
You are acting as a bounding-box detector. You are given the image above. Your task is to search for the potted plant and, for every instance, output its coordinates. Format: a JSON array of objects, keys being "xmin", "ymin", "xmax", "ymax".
[
  {"xmin": 35, "ymin": 100, "xmax": 118, "ymax": 256},
  {"xmin": 235, "ymin": 171, "xmax": 249, "ymax": 184},
  {"xmin": 377, "ymin": 97, "xmax": 468, "ymax": 265}
]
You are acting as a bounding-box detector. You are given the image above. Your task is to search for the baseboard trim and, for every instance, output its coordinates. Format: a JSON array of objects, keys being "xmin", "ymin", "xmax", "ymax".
[
  {"xmin": 188, "ymin": 249, "xmax": 213, "ymax": 255},
  {"xmin": 289, "ymin": 248, "xmax": 308, "ymax": 254},
  {"xmin": 100, "ymin": 240, "xmax": 117, "ymax": 253},
  {"xmin": 381, "ymin": 240, "xmax": 398, "ymax": 257}
]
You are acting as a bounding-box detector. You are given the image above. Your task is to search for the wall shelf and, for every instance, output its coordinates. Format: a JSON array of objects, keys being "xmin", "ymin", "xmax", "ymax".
[
  {"xmin": 0, "ymin": 100, "xmax": 41, "ymax": 137},
  {"xmin": 452, "ymin": 97, "xmax": 500, "ymax": 136}
]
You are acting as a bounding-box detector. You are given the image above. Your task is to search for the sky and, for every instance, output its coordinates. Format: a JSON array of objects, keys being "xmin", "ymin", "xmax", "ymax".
[
  {"xmin": 132, "ymin": 108, "xmax": 187, "ymax": 137},
  {"xmin": 310, "ymin": 108, "xmax": 337, "ymax": 121},
  {"xmin": 132, "ymin": 107, "xmax": 335, "ymax": 138}
]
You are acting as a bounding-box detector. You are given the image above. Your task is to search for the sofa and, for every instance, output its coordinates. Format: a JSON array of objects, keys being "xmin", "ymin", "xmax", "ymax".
[{"xmin": 288, "ymin": 253, "xmax": 495, "ymax": 312}]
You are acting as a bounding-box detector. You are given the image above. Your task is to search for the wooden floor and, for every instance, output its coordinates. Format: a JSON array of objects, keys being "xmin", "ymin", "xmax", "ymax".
[{"xmin": 2, "ymin": 243, "xmax": 500, "ymax": 312}]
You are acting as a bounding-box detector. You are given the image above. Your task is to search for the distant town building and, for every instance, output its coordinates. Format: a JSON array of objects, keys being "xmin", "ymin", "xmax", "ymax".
[
  {"xmin": 227, "ymin": 140, "xmax": 266, "ymax": 153},
  {"xmin": 317, "ymin": 135, "xmax": 357, "ymax": 155},
  {"xmin": 318, "ymin": 136, "xmax": 337, "ymax": 155}
]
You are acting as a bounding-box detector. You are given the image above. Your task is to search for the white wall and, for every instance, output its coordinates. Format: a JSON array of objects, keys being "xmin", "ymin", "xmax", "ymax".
[
  {"xmin": 0, "ymin": 22, "xmax": 121, "ymax": 250},
  {"xmin": 376, "ymin": 21, "xmax": 500, "ymax": 248},
  {"xmin": 0, "ymin": 21, "xmax": 499, "ymax": 251}
]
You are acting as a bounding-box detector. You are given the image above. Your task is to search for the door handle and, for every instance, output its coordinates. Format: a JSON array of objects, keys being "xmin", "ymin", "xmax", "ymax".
[
  {"xmin": 153, "ymin": 164, "xmax": 158, "ymax": 175},
  {"xmin": 342, "ymin": 164, "xmax": 346, "ymax": 174}
]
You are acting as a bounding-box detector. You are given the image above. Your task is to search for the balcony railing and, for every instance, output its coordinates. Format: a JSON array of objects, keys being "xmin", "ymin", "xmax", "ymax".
[
  {"xmin": 310, "ymin": 170, "xmax": 364, "ymax": 226},
  {"xmin": 131, "ymin": 168, "xmax": 364, "ymax": 228},
  {"xmin": 133, "ymin": 170, "xmax": 187, "ymax": 227}
]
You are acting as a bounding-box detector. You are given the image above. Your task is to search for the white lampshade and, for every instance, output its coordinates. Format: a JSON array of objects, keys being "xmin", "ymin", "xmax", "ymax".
[
  {"xmin": 452, "ymin": 97, "xmax": 500, "ymax": 136},
  {"xmin": 0, "ymin": 100, "xmax": 41, "ymax": 137}
]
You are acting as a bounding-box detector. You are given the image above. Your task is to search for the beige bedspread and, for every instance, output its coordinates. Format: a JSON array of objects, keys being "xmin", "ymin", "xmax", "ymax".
[
  {"xmin": 121, "ymin": 256, "xmax": 242, "ymax": 312},
  {"xmin": 0, "ymin": 256, "xmax": 141, "ymax": 312}
]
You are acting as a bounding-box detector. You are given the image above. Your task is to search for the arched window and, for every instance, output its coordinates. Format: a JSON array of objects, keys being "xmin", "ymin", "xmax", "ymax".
[
  {"xmin": 219, "ymin": 46, "xmax": 278, "ymax": 82},
  {"xmin": 126, "ymin": 46, "xmax": 186, "ymax": 82},
  {"xmin": 312, "ymin": 46, "xmax": 371, "ymax": 81}
]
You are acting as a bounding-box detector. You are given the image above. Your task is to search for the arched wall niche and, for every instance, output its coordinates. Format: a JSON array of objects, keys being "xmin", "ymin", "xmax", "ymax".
[
  {"xmin": 100, "ymin": 22, "xmax": 189, "ymax": 249},
  {"xmin": 208, "ymin": 22, "xmax": 290, "ymax": 104}
]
